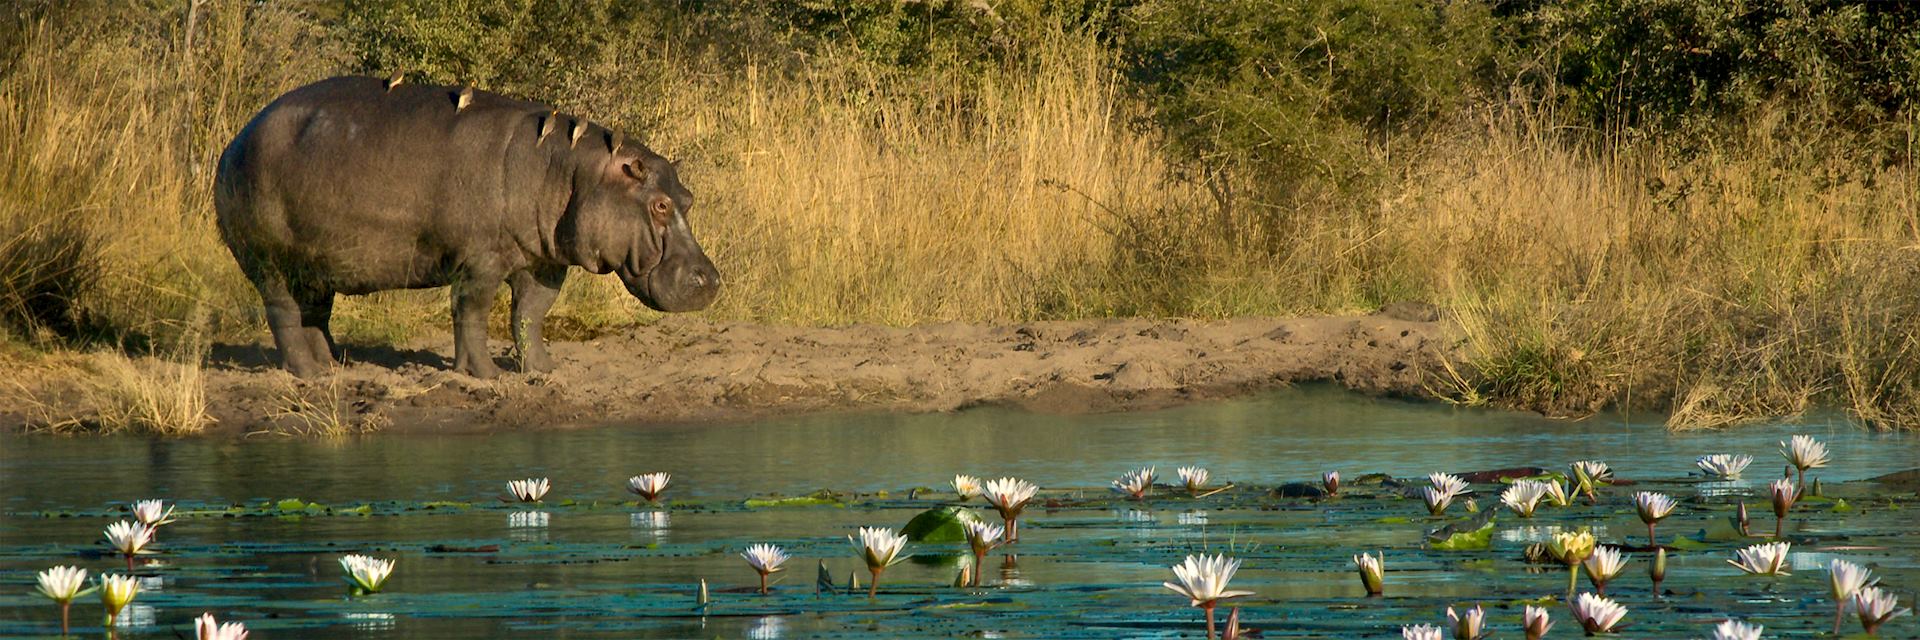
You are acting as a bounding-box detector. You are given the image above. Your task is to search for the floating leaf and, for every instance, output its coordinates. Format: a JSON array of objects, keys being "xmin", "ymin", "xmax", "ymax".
[
  {"xmin": 901, "ymin": 506, "xmax": 981, "ymax": 543},
  {"xmin": 1431, "ymin": 520, "xmax": 1495, "ymax": 551}
]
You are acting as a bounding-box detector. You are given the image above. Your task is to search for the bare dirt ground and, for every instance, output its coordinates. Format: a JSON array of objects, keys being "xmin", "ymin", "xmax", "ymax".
[{"xmin": 5, "ymin": 306, "xmax": 1456, "ymax": 435}]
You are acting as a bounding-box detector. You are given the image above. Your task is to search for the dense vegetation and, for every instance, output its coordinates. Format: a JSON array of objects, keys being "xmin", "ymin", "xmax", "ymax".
[{"xmin": 3, "ymin": 0, "xmax": 1917, "ymax": 430}]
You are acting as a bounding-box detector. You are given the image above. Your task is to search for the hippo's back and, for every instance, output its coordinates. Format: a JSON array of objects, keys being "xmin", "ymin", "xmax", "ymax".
[{"xmin": 214, "ymin": 76, "xmax": 553, "ymax": 292}]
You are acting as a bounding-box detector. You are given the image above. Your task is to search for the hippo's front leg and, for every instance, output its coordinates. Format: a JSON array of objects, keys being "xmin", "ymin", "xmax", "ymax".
[
  {"xmin": 509, "ymin": 265, "xmax": 567, "ymax": 372},
  {"xmin": 450, "ymin": 275, "xmax": 504, "ymax": 378}
]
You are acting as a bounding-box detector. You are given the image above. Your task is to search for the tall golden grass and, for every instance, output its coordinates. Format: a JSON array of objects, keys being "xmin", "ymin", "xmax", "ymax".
[{"xmin": 3, "ymin": 4, "xmax": 1917, "ymax": 430}]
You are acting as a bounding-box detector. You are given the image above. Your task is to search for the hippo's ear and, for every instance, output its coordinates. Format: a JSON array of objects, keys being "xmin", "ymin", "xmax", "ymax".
[{"xmin": 619, "ymin": 159, "xmax": 648, "ymax": 183}]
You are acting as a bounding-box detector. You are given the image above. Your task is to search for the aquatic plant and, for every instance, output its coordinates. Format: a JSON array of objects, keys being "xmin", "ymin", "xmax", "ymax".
[
  {"xmin": 1543, "ymin": 480, "xmax": 1573, "ymax": 508},
  {"xmin": 1710, "ymin": 619, "xmax": 1763, "ymax": 640},
  {"xmin": 1853, "ymin": 586, "xmax": 1911, "ymax": 635},
  {"xmin": 963, "ymin": 521, "xmax": 1004, "ymax": 586},
  {"xmin": 953, "ymin": 475, "xmax": 982, "ymax": 501},
  {"xmin": 1570, "ymin": 592, "xmax": 1626, "ymax": 635},
  {"xmin": 1402, "ymin": 624, "xmax": 1443, "ymax": 640},
  {"xmin": 1322, "ymin": 471, "xmax": 1340, "ymax": 496},
  {"xmin": 1549, "ymin": 530, "xmax": 1596, "ymax": 599},
  {"xmin": 341, "ymin": 554, "xmax": 395, "ymax": 594},
  {"xmin": 1571, "ymin": 461, "xmax": 1612, "ymax": 504},
  {"xmin": 1779, "ymin": 435, "xmax": 1829, "ymax": 491},
  {"xmin": 1633, "ymin": 491, "xmax": 1676, "ymax": 546},
  {"xmin": 1422, "ymin": 486, "xmax": 1457, "ymax": 516},
  {"xmin": 627, "ymin": 473, "xmax": 671, "ymax": 504},
  {"xmin": 104, "ymin": 520, "xmax": 155, "ymax": 571},
  {"xmin": 1729, "ymin": 541, "xmax": 1791, "ymax": 576},
  {"xmin": 982, "ymin": 477, "xmax": 1038, "ymax": 542},
  {"xmin": 1582, "ymin": 546, "xmax": 1627, "ymax": 595},
  {"xmin": 132, "ymin": 499, "xmax": 176, "ymax": 527},
  {"xmin": 741, "ymin": 543, "xmax": 789, "ymax": 594},
  {"xmin": 1111, "ymin": 466, "xmax": 1155, "ymax": 500},
  {"xmin": 1429, "ymin": 472, "xmax": 1469, "ymax": 497},
  {"xmin": 1501, "ymin": 481, "xmax": 1548, "ymax": 518},
  {"xmin": 99, "ymin": 574, "xmax": 139, "ymax": 626},
  {"xmin": 1178, "ymin": 466, "xmax": 1210, "ymax": 496},
  {"xmin": 1650, "ymin": 548, "xmax": 1667, "ymax": 587},
  {"xmin": 1830, "ymin": 559, "xmax": 1877, "ymax": 635},
  {"xmin": 1523, "ymin": 605, "xmax": 1554, "ymax": 640},
  {"xmin": 1447, "ymin": 604, "xmax": 1486, "ymax": 640},
  {"xmin": 1769, "ymin": 478, "xmax": 1798, "ymax": 537},
  {"xmin": 1222, "ymin": 606, "xmax": 1243, "ymax": 640},
  {"xmin": 1163, "ymin": 554, "xmax": 1254, "ymax": 640},
  {"xmin": 34, "ymin": 566, "xmax": 93, "ymax": 635},
  {"xmin": 507, "ymin": 477, "xmax": 550, "ymax": 503},
  {"xmin": 850, "ymin": 526, "xmax": 909, "ymax": 597},
  {"xmin": 196, "ymin": 613, "xmax": 249, "ymax": 640},
  {"xmin": 1696, "ymin": 454, "xmax": 1753, "ymax": 479},
  {"xmin": 1354, "ymin": 551, "xmax": 1384, "ymax": 596}
]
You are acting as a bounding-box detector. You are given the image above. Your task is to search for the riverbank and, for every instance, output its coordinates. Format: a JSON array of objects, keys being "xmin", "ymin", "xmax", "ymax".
[{"xmin": 0, "ymin": 310, "xmax": 1450, "ymax": 436}]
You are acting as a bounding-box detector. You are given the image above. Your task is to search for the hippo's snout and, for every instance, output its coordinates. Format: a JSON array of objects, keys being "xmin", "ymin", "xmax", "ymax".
[{"xmin": 624, "ymin": 255, "xmax": 720, "ymax": 312}]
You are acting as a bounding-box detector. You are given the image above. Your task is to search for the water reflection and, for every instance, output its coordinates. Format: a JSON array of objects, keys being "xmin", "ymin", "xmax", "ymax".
[
  {"xmin": 747, "ymin": 615, "xmax": 785, "ymax": 640},
  {"xmin": 507, "ymin": 510, "xmax": 549, "ymax": 542},
  {"xmin": 1179, "ymin": 510, "xmax": 1210, "ymax": 526},
  {"xmin": 344, "ymin": 612, "xmax": 397, "ymax": 632}
]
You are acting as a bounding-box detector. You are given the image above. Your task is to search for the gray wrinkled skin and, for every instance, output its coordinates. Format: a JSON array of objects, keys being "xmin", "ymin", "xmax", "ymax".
[{"xmin": 215, "ymin": 76, "xmax": 720, "ymax": 378}]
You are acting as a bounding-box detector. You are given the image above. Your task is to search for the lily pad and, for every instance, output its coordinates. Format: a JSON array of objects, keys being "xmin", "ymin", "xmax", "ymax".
[
  {"xmin": 1430, "ymin": 520, "xmax": 1495, "ymax": 551},
  {"xmin": 901, "ymin": 506, "xmax": 981, "ymax": 543}
]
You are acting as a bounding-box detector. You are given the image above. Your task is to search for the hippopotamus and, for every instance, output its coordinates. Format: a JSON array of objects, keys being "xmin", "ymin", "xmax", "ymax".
[{"xmin": 214, "ymin": 75, "xmax": 719, "ymax": 378}]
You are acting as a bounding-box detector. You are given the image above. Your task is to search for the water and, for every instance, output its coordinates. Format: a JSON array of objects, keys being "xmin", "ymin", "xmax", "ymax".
[{"xmin": 2, "ymin": 385, "xmax": 1916, "ymax": 638}]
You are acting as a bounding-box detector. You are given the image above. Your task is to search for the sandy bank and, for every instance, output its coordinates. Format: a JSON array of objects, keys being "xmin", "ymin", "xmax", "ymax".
[{"xmin": 5, "ymin": 308, "xmax": 1454, "ymax": 435}]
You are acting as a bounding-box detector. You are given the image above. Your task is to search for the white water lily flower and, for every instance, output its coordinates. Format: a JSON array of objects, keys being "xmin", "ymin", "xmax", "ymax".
[
  {"xmin": 1729, "ymin": 541, "xmax": 1792, "ymax": 576},
  {"xmin": 1421, "ymin": 486, "xmax": 1456, "ymax": 516},
  {"xmin": 1583, "ymin": 546, "xmax": 1628, "ymax": 592},
  {"xmin": 1780, "ymin": 434, "xmax": 1830, "ymax": 472},
  {"xmin": 1178, "ymin": 467, "xmax": 1210, "ymax": 495},
  {"xmin": 1428, "ymin": 472, "xmax": 1468, "ymax": 497},
  {"xmin": 1502, "ymin": 481, "xmax": 1549, "ymax": 518},
  {"xmin": 1448, "ymin": 604, "xmax": 1486, "ymax": 640},
  {"xmin": 1571, "ymin": 460, "xmax": 1613, "ymax": 484},
  {"xmin": 1696, "ymin": 454, "xmax": 1753, "ymax": 479},
  {"xmin": 742, "ymin": 543, "xmax": 788, "ymax": 574},
  {"xmin": 1111, "ymin": 467, "xmax": 1155, "ymax": 499},
  {"xmin": 196, "ymin": 613, "xmax": 249, "ymax": 640},
  {"xmin": 982, "ymin": 477, "xmax": 1039, "ymax": 541},
  {"xmin": 742, "ymin": 543, "xmax": 788, "ymax": 594},
  {"xmin": 132, "ymin": 499, "xmax": 176, "ymax": 527},
  {"xmin": 1542, "ymin": 480, "xmax": 1572, "ymax": 507},
  {"xmin": 1164, "ymin": 553, "xmax": 1255, "ymax": 607},
  {"xmin": 99, "ymin": 574, "xmax": 139, "ymax": 625},
  {"xmin": 340, "ymin": 554, "xmax": 395, "ymax": 593},
  {"xmin": 1571, "ymin": 592, "xmax": 1627, "ymax": 635},
  {"xmin": 627, "ymin": 473, "xmax": 671, "ymax": 502},
  {"xmin": 1354, "ymin": 552, "xmax": 1384, "ymax": 596},
  {"xmin": 953, "ymin": 475, "xmax": 982, "ymax": 500},
  {"xmin": 851, "ymin": 526, "xmax": 909, "ymax": 571},
  {"xmin": 1831, "ymin": 558, "xmax": 1876, "ymax": 601},
  {"xmin": 35, "ymin": 566, "xmax": 91, "ymax": 603},
  {"xmin": 507, "ymin": 477, "xmax": 549, "ymax": 502},
  {"xmin": 1711, "ymin": 619, "xmax": 1764, "ymax": 640},
  {"xmin": 1634, "ymin": 491, "xmax": 1676, "ymax": 523},
  {"xmin": 964, "ymin": 520, "xmax": 1004, "ymax": 555},
  {"xmin": 1322, "ymin": 470, "xmax": 1340, "ymax": 495},
  {"xmin": 1853, "ymin": 586, "xmax": 1912, "ymax": 635},
  {"xmin": 1523, "ymin": 605, "xmax": 1554, "ymax": 640},
  {"xmin": 1401, "ymin": 624, "xmax": 1443, "ymax": 640},
  {"xmin": 105, "ymin": 521, "xmax": 156, "ymax": 557}
]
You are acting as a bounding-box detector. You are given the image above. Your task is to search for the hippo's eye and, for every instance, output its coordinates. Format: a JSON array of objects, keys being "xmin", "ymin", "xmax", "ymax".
[{"xmin": 650, "ymin": 198, "xmax": 671, "ymax": 215}]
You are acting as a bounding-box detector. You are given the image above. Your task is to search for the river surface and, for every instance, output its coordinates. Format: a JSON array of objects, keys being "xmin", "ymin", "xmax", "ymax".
[{"xmin": 2, "ymin": 386, "xmax": 1916, "ymax": 638}]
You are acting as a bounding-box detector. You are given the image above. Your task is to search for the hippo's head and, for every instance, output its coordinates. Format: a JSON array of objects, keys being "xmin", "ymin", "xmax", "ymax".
[{"xmin": 572, "ymin": 142, "xmax": 721, "ymax": 312}]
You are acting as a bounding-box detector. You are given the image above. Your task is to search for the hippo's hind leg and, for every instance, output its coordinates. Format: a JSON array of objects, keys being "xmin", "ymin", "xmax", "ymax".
[
  {"xmin": 247, "ymin": 267, "xmax": 337, "ymax": 378},
  {"xmin": 508, "ymin": 265, "xmax": 567, "ymax": 373}
]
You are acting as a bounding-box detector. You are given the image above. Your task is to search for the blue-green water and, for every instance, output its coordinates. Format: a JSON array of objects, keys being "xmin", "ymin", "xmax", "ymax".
[{"xmin": 2, "ymin": 386, "xmax": 1916, "ymax": 638}]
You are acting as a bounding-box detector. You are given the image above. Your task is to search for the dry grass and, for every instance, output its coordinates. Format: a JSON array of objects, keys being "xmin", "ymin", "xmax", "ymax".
[{"xmin": 3, "ymin": 5, "xmax": 1919, "ymax": 430}]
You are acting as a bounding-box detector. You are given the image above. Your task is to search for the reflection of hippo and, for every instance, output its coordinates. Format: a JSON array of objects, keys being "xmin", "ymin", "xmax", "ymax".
[{"xmin": 214, "ymin": 76, "xmax": 720, "ymax": 378}]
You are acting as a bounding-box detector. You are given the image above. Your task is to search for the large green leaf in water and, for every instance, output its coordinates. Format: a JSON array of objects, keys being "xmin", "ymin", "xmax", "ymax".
[
  {"xmin": 1431, "ymin": 520, "xmax": 1495, "ymax": 551},
  {"xmin": 902, "ymin": 506, "xmax": 981, "ymax": 543}
]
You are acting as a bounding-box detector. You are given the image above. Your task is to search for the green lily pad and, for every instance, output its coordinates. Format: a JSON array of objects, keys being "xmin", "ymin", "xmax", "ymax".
[
  {"xmin": 1431, "ymin": 521, "xmax": 1495, "ymax": 551},
  {"xmin": 901, "ymin": 506, "xmax": 981, "ymax": 543}
]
